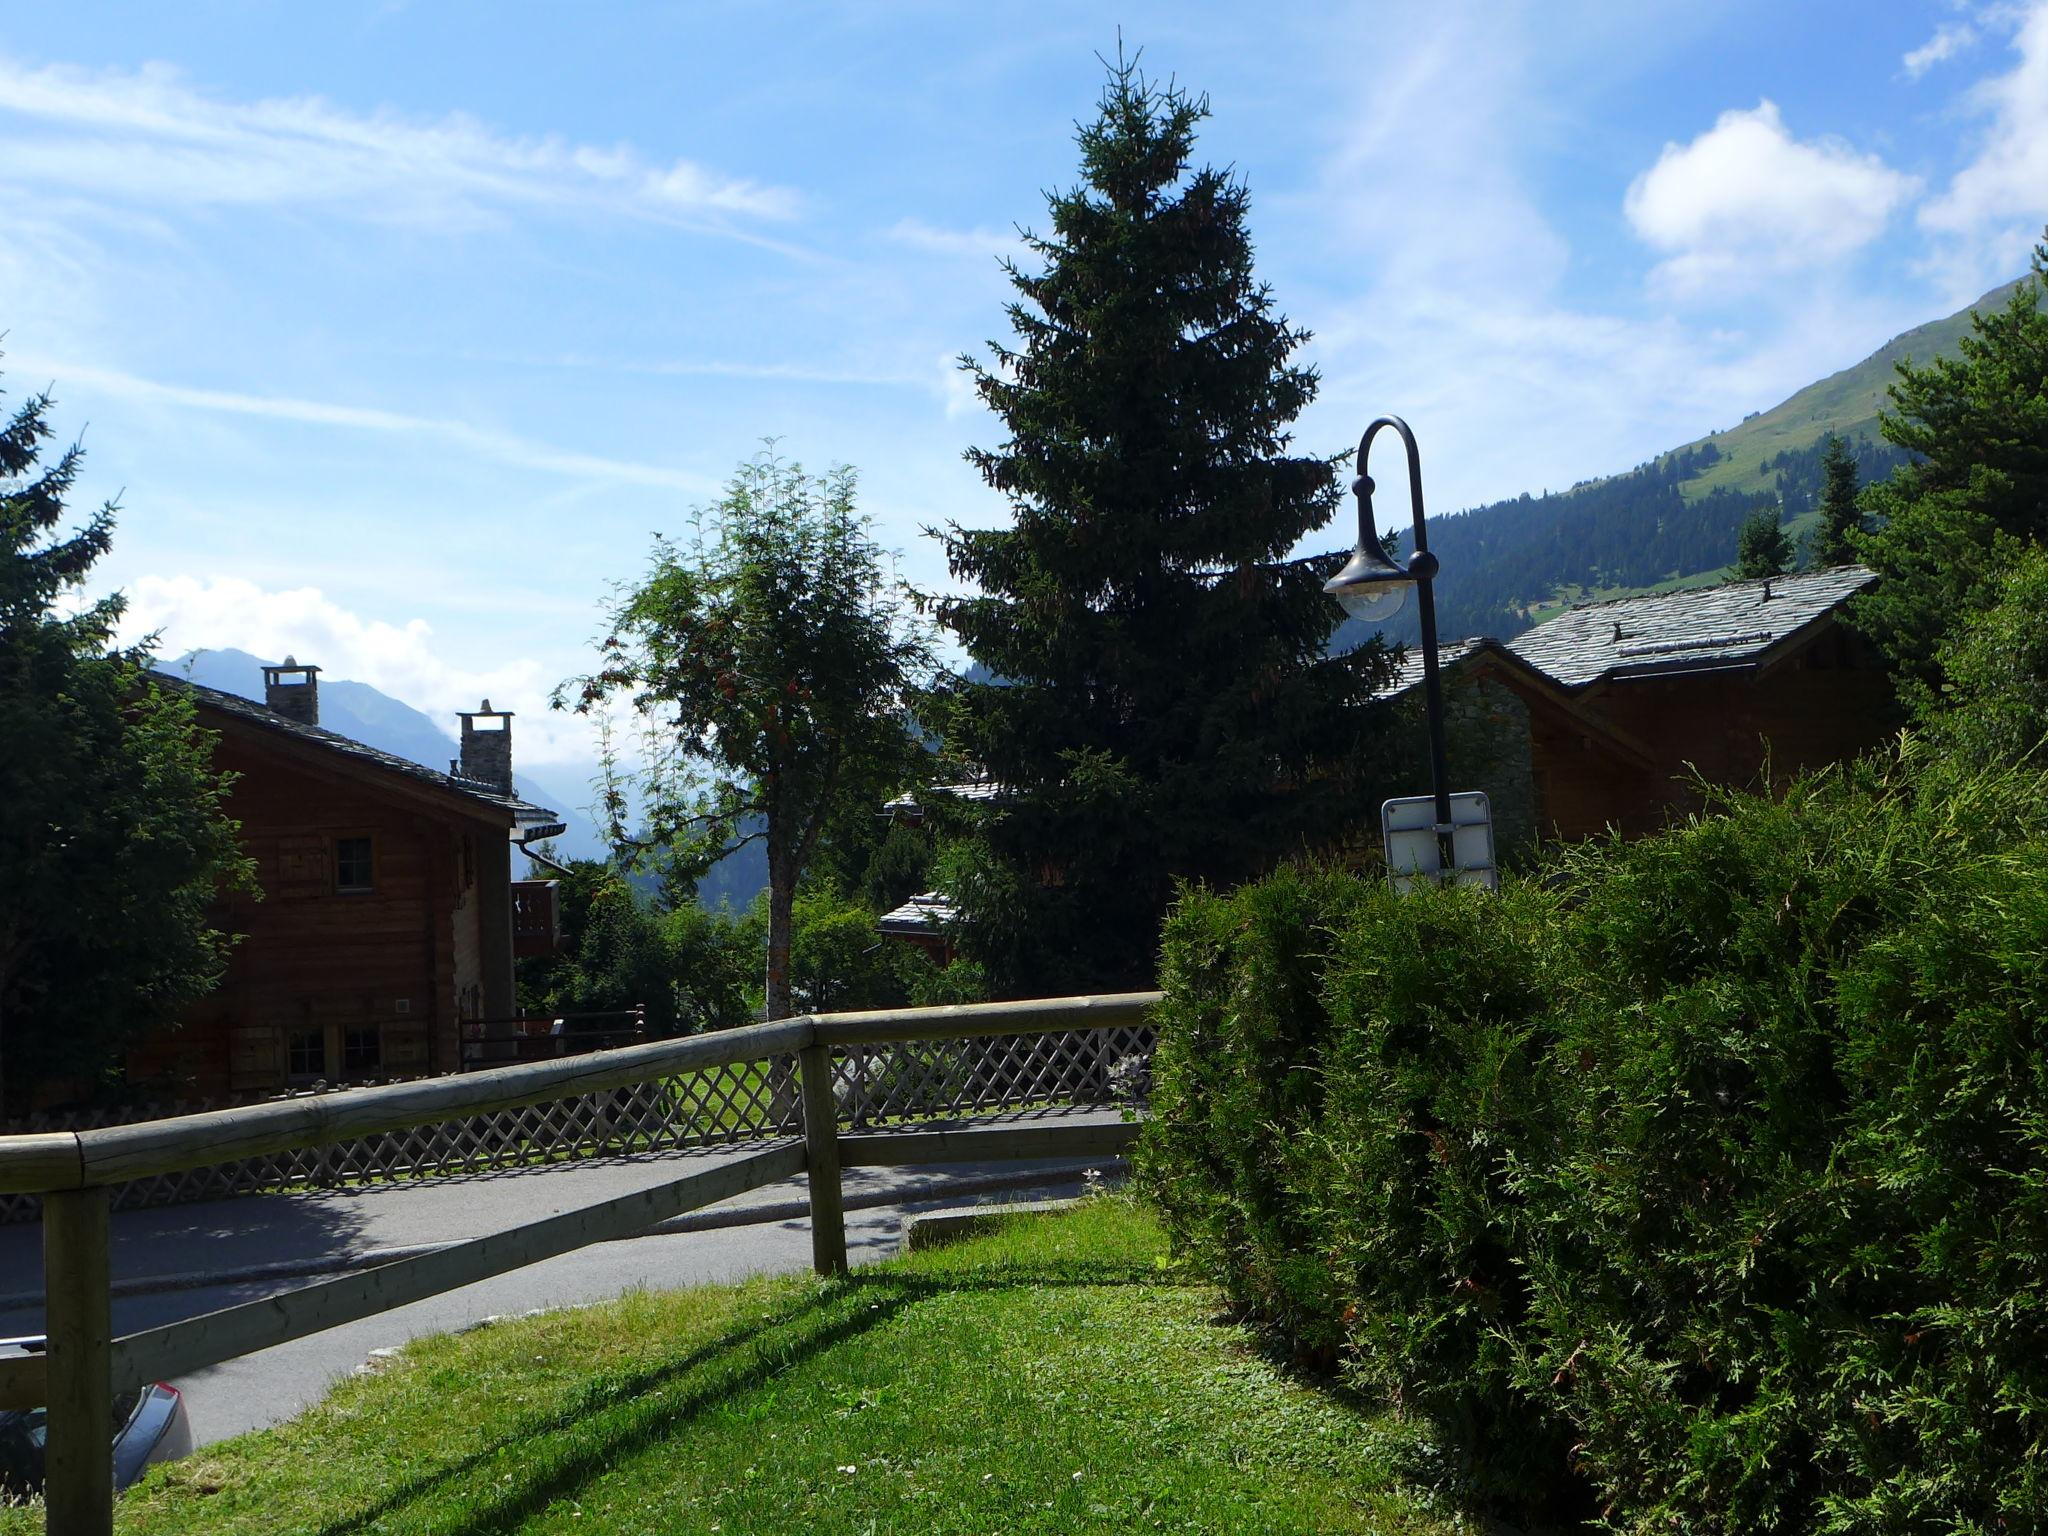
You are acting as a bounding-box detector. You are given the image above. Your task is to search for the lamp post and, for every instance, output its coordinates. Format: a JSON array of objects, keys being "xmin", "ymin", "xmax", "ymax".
[{"xmin": 1323, "ymin": 415, "xmax": 1455, "ymax": 879}]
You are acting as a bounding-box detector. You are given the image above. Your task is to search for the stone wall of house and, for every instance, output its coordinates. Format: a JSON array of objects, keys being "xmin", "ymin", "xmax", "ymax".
[{"xmin": 1383, "ymin": 669, "xmax": 1539, "ymax": 870}]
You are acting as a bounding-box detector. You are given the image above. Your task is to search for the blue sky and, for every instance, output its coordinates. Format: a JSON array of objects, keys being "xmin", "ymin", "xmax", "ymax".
[{"xmin": 6, "ymin": 0, "xmax": 2045, "ymax": 789}]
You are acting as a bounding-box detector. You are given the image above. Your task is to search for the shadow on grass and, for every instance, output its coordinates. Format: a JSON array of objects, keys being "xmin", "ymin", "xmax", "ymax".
[{"xmin": 310, "ymin": 1258, "xmax": 1160, "ymax": 1536}]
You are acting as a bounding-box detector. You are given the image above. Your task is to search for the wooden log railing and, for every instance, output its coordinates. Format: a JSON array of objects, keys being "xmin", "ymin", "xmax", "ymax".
[{"xmin": 0, "ymin": 991, "xmax": 1160, "ymax": 1536}]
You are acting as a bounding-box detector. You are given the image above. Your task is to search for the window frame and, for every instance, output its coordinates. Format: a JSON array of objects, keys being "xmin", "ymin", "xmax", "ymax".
[
  {"xmin": 342, "ymin": 1024, "xmax": 382, "ymax": 1076},
  {"xmin": 333, "ymin": 834, "xmax": 375, "ymax": 895},
  {"xmin": 284, "ymin": 1026, "xmax": 327, "ymax": 1083}
]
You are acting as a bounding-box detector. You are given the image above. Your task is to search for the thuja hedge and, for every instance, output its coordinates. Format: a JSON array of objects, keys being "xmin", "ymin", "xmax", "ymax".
[{"xmin": 1137, "ymin": 743, "xmax": 2048, "ymax": 1533}]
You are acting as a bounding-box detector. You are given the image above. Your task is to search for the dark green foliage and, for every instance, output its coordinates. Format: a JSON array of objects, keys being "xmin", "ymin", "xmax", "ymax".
[
  {"xmin": 517, "ymin": 860, "xmax": 752, "ymax": 1036},
  {"xmin": 1138, "ymin": 866, "xmax": 1571, "ymax": 1504},
  {"xmin": 1734, "ymin": 503, "xmax": 1794, "ymax": 578},
  {"xmin": 1142, "ymin": 743, "xmax": 2048, "ymax": 1531},
  {"xmin": 1855, "ymin": 241, "xmax": 2048, "ymax": 692},
  {"xmin": 784, "ymin": 887, "xmax": 913, "ymax": 1014},
  {"xmin": 1805, "ymin": 434, "xmax": 1865, "ymax": 568},
  {"xmin": 1921, "ymin": 545, "xmax": 2048, "ymax": 766},
  {"xmin": 560, "ymin": 452, "xmax": 933, "ymax": 1019},
  {"xmin": 934, "ymin": 55, "xmax": 1390, "ymax": 993},
  {"xmin": 804, "ymin": 804, "xmax": 935, "ymax": 916},
  {"xmin": 0, "ymin": 383, "xmax": 252, "ymax": 1113}
]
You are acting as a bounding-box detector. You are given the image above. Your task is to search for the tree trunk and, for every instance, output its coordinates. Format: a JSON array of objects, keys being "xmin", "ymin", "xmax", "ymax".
[
  {"xmin": 762, "ymin": 824, "xmax": 801, "ymax": 1131},
  {"xmin": 764, "ymin": 835, "xmax": 794, "ymax": 1023}
]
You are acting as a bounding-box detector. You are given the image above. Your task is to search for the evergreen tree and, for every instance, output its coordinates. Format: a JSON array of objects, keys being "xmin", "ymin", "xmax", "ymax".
[
  {"xmin": 1806, "ymin": 434, "xmax": 1865, "ymax": 567},
  {"xmin": 1855, "ymin": 238, "xmax": 2048, "ymax": 695},
  {"xmin": 0, "ymin": 382, "xmax": 252, "ymax": 1113},
  {"xmin": 1734, "ymin": 504, "xmax": 1793, "ymax": 579},
  {"xmin": 932, "ymin": 55, "xmax": 1392, "ymax": 993}
]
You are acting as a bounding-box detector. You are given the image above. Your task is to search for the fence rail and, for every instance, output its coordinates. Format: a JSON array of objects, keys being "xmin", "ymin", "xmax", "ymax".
[
  {"xmin": 2, "ymin": 1010, "xmax": 1152, "ymax": 1223},
  {"xmin": 0, "ymin": 990, "xmax": 1160, "ymax": 1536}
]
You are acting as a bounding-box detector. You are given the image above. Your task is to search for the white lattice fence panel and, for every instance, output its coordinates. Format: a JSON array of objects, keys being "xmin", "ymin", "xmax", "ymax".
[
  {"xmin": 0, "ymin": 1057, "xmax": 803, "ymax": 1223},
  {"xmin": 834, "ymin": 1026, "xmax": 1153, "ymax": 1127},
  {"xmin": 0, "ymin": 1028, "xmax": 1147, "ymax": 1222}
]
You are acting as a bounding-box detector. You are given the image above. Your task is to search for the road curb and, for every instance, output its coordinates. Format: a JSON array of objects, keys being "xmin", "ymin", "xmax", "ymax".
[
  {"xmin": 0, "ymin": 1158, "xmax": 1122, "ymax": 1310},
  {"xmin": 902, "ymin": 1197, "xmax": 1081, "ymax": 1253}
]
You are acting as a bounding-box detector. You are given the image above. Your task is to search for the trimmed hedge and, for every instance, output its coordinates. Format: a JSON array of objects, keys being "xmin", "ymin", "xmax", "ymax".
[{"xmin": 1138, "ymin": 743, "xmax": 2048, "ymax": 1533}]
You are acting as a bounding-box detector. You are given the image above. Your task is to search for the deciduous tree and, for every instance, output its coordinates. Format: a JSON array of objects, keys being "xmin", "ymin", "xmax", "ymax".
[{"xmin": 561, "ymin": 452, "xmax": 932, "ymax": 1020}]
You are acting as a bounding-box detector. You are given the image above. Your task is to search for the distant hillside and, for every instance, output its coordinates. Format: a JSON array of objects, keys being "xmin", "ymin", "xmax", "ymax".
[
  {"xmin": 1672, "ymin": 277, "xmax": 2024, "ymax": 502},
  {"xmin": 1337, "ymin": 276, "xmax": 2025, "ymax": 651}
]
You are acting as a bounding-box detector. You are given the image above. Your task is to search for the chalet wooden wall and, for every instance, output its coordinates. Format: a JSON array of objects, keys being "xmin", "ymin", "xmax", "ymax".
[
  {"xmin": 1558, "ymin": 624, "xmax": 1897, "ymax": 840},
  {"xmin": 126, "ymin": 726, "xmax": 507, "ymax": 1099}
]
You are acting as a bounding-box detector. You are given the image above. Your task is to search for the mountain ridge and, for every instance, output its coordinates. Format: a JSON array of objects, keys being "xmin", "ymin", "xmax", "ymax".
[{"xmin": 1338, "ymin": 275, "xmax": 2028, "ymax": 652}]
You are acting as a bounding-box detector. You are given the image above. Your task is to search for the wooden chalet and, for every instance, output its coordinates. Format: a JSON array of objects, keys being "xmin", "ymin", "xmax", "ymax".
[
  {"xmin": 126, "ymin": 661, "xmax": 565, "ymax": 1099},
  {"xmin": 872, "ymin": 567, "xmax": 1894, "ymax": 952},
  {"xmin": 1389, "ymin": 564, "xmax": 1895, "ymax": 845}
]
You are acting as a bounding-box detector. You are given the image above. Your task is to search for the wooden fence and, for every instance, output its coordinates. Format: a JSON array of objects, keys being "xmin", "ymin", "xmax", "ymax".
[
  {"xmin": 0, "ymin": 992, "xmax": 1159, "ymax": 1535},
  {"xmin": 0, "ymin": 1014, "xmax": 1153, "ymax": 1224}
]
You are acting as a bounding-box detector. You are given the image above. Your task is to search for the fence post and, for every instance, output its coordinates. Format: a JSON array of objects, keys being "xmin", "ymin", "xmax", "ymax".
[
  {"xmin": 798, "ymin": 1043, "xmax": 846, "ymax": 1277},
  {"xmin": 42, "ymin": 1185, "xmax": 113, "ymax": 1536}
]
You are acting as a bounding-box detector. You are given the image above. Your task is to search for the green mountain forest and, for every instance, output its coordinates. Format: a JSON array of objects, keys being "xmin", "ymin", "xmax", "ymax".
[{"xmin": 1346, "ymin": 276, "xmax": 2026, "ymax": 650}]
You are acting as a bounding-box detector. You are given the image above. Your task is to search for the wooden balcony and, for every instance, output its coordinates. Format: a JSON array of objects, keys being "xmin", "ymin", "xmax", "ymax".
[{"xmin": 511, "ymin": 879, "xmax": 562, "ymax": 958}]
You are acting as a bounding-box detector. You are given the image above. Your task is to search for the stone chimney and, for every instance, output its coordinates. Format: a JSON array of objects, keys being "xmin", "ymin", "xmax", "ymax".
[
  {"xmin": 261, "ymin": 656, "xmax": 321, "ymax": 726},
  {"xmin": 454, "ymin": 700, "xmax": 514, "ymax": 793}
]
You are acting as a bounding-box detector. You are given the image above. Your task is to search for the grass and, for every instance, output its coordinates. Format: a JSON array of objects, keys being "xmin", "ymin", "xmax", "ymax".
[{"xmin": 12, "ymin": 1197, "xmax": 1480, "ymax": 1535}]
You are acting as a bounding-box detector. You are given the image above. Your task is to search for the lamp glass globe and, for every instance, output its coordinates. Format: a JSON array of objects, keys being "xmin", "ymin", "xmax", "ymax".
[{"xmin": 1334, "ymin": 582, "xmax": 1410, "ymax": 623}]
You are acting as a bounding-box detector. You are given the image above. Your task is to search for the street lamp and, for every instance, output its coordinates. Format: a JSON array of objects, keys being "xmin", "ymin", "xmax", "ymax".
[{"xmin": 1324, "ymin": 415, "xmax": 1455, "ymax": 878}]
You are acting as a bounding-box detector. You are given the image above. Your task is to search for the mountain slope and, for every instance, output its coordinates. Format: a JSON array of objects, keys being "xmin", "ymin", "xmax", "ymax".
[
  {"xmin": 1671, "ymin": 276, "xmax": 2025, "ymax": 501},
  {"xmin": 1337, "ymin": 276, "xmax": 2025, "ymax": 651}
]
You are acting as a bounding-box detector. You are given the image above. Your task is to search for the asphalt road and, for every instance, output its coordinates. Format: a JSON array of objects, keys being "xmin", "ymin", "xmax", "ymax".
[{"xmin": 0, "ymin": 1139, "xmax": 1114, "ymax": 1447}]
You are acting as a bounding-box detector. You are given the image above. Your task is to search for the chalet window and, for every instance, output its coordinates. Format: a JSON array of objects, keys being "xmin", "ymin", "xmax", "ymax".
[
  {"xmin": 286, "ymin": 1028, "xmax": 325, "ymax": 1080},
  {"xmin": 335, "ymin": 836, "xmax": 374, "ymax": 893},
  {"xmin": 343, "ymin": 1026, "xmax": 382, "ymax": 1074}
]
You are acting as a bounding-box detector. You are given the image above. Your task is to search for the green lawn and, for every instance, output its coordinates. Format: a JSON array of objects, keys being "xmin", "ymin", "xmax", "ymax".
[{"xmin": 10, "ymin": 1197, "xmax": 1479, "ymax": 1535}]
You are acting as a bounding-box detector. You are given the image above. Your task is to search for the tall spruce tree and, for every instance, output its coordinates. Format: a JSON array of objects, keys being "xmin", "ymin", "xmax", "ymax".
[
  {"xmin": 1807, "ymin": 434, "xmax": 1864, "ymax": 567},
  {"xmin": 931, "ymin": 56, "xmax": 1393, "ymax": 993},
  {"xmin": 0, "ymin": 381, "xmax": 252, "ymax": 1113},
  {"xmin": 1734, "ymin": 503, "xmax": 1794, "ymax": 579},
  {"xmin": 1854, "ymin": 238, "xmax": 2048, "ymax": 695}
]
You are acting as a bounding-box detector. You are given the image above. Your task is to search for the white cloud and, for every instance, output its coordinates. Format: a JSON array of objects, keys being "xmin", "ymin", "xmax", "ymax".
[
  {"xmin": 0, "ymin": 56, "xmax": 800, "ymax": 231},
  {"xmin": 1285, "ymin": 6, "xmax": 1937, "ymax": 523},
  {"xmin": 1904, "ymin": 22, "xmax": 1979, "ymax": 78},
  {"xmin": 1321, "ymin": 15, "xmax": 1570, "ymax": 300},
  {"xmin": 1919, "ymin": 1, "xmax": 2048, "ymax": 291},
  {"xmin": 17, "ymin": 356, "xmax": 721, "ymax": 494},
  {"xmin": 1625, "ymin": 102, "xmax": 1918, "ymax": 297},
  {"xmin": 887, "ymin": 217, "xmax": 1021, "ymax": 261},
  {"xmin": 120, "ymin": 573, "xmax": 602, "ymax": 774}
]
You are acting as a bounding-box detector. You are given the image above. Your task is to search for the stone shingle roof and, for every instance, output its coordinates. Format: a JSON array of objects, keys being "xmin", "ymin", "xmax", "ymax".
[
  {"xmin": 158, "ymin": 673, "xmax": 556, "ymax": 825},
  {"xmin": 1504, "ymin": 566, "xmax": 1876, "ymax": 691},
  {"xmin": 877, "ymin": 891, "xmax": 957, "ymax": 936},
  {"xmin": 1371, "ymin": 637, "xmax": 1490, "ymax": 701},
  {"xmin": 882, "ymin": 779, "xmax": 1009, "ymax": 817}
]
